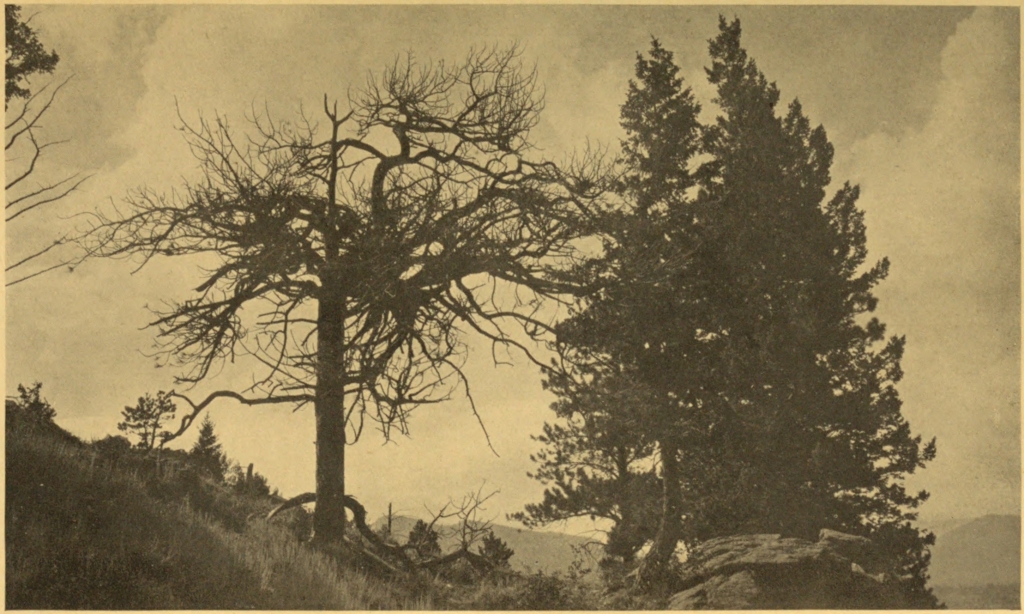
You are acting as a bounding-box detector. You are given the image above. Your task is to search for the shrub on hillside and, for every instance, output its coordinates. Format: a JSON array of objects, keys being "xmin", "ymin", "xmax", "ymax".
[
  {"xmin": 5, "ymin": 383, "xmax": 78, "ymax": 444},
  {"xmin": 227, "ymin": 462, "xmax": 271, "ymax": 498},
  {"xmin": 478, "ymin": 531, "xmax": 515, "ymax": 569},
  {"xmin": 93, "ymin": 434, "xmax": 132, "ymax": 459},
  {"xmin": 456, "ymin": 570, "xmax": 599, "ymax": 610},
  {"xmin": 7, "ymin": 382, "xmax": 55, "ymax": 423},
  {"xmin": 408, "ymin": 519, "xmax": 442, "ymax": 560}
]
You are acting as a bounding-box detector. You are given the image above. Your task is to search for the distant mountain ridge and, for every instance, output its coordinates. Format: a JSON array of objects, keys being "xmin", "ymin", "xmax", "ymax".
[
  {"xmin": 371, "ymin": 515, "xmax": 593, "ymax": 574},
  {"xmin": 928, "ymin": 514, "xmax": 1020, "ymax": 587}
]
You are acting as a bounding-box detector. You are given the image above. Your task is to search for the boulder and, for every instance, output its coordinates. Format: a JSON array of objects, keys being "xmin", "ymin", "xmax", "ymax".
[{"xmin": 668, "ymin": 530, "xmax": 906, "ymax": 609}]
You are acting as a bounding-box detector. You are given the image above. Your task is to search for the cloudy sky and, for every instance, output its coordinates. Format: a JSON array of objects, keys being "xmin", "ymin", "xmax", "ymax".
[{"xmin": 5, "ymin": 5, "xmax": 1019, "ymax": 533}]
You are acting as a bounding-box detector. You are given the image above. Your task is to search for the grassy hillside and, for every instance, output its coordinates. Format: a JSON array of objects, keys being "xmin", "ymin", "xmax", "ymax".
[
  {"xmin": 6, "ymin": 417, "xmax": 434, "ymax": 609},
  {"xmin": 6, "ymin": 406, "xmax": 615, "ymax": 609}
]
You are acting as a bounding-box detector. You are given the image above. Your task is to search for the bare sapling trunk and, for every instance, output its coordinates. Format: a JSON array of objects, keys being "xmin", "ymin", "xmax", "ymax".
[{"xmin": 637, "ymin": 437, "xmax": 683, "ymax": 589}]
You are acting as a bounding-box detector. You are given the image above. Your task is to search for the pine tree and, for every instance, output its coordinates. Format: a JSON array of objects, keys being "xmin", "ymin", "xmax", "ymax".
[
  {"xmin": 117, "ymin": 391, "xmax": 176, "ymax": 450},
  {"xmin": 189, "ymin": 415, "xmax": 228, "ymax": 481},
  {"xmin": 407, "ymin": 519, "xmax": 441, "ymax": 560},
  {"xmin": 690, "ymin": 18, "xmax": 936, "ymax": 603},
  {"xmin": 513, "ymin": 371, "xmax": 660, "ymax": 562},
  {"xmin": 535, "ymin": 22, "xmax": 937, "ymax": 601},
  {"xmin": 478, "ymin": 530, "xmax": 515, "ymax": 568},
  {"xmin": 5, "ymin": 5, "xmax": 59, "ymax": 106}
]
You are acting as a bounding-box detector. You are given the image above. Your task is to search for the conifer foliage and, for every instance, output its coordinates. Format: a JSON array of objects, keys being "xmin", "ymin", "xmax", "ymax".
[
  {"xmin": 478, "ymin": 531, "xmax": 515, "ymax": 569},
  {"xmin": 5, "ymin": 5, "xmax": 59, "ymax": 106},
  {"xmin": 408, "ymin": 519, "xmax": 442, "ymax": 560},
  {"xmin": 190, "ymin": 415, "xmax": 228, "ymax": 481},
  {"xmin": 118, "ymin": 391, "xmax": 177, "ymax": 450},
  {"xmin": 511, "ymin": 373, "xmax": 660, "ymax": 562},
  {"xmin": 526, "ymin": 19, "xmax": 937, "ymax": 603}
]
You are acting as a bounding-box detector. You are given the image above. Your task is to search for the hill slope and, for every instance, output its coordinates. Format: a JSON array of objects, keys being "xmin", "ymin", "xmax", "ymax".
[
  {"xmin": 5, "ymin": 407, "xmax": 609, "ymax": 610},
  {"xmin": 928, "ymin": 514, "xmax": 1020, "ymax": 609},
  {"xmin": 5, "ymin": 420, "xmax": 431, "ymax": 609}
]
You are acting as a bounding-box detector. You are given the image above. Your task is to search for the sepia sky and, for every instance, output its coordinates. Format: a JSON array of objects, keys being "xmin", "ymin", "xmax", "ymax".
[{"xmin": 5, "ymin": 5, "xmax": 1019, "ymax": 534}]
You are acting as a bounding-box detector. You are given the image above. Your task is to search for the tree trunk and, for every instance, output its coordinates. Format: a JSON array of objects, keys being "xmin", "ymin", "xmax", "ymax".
[
  {"xmin": 313, "ymin": 286, "xmax": 349, "ymax": 545},
  {"xmin": 638, "ymin": 437, "xmax": 683, "ymax": 589}
]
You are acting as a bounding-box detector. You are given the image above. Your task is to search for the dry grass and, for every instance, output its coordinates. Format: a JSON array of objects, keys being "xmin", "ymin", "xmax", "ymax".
[{"xmin": 6, "ymin": 425, "xmax": 432, "ymax": 609}]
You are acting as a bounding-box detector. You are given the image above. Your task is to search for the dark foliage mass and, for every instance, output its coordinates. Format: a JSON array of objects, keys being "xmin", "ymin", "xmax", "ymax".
[
  {"xmin": 7, "ymin": 382, "xmax": 57, "ymax": 427},
  {"xmin": 190, "ymin": 415, "xmax": 229, "ymax": 481},
  {"xmin": 5, "ymin": 5, "xmax": 58, "ymax": 106},
  {"xmin": 408, "ymin": 519, "xmax": 442, "ymax": 560},
  {"xmin": 522, "ymin": 18, "xmax": 937, "ymax": 604},
  {"xmin": 478, "ymin": 530, "xmax": 515, "ymax": 569},
  {"xmin": 510, "ymin": 375, "xmax": 660, "ymax": 562},
  {"xmin": 5, "ymin": 382, "xmax": 80, "ymax": 446}
]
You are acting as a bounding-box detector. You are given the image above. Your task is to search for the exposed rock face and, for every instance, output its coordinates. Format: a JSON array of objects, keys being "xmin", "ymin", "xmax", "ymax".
[{"xmin": 668, "ymin": 530, "xmax": 907, "ymax": 609}]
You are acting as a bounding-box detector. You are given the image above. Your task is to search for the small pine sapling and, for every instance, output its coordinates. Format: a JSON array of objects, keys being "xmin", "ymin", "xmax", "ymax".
[
  {"xmin": 117, "ymin": 391, "xmax": 176, "ymax": 450},
  {"xmin": 189, "ymin": 415, "xmax": 228, "ymax": 481},
  {"xmin": 408, "ymin": 519, "xmax": 442, "ymax": 560},
  {"xmin": 478, "ymin": 530, "xmax": 515, "ymax": 568}
]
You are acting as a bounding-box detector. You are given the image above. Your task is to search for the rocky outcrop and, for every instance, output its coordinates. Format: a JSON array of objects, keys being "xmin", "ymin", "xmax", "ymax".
[{"xmin": 668, "ymin": 530, "xmax": 907, "ymax": 609}]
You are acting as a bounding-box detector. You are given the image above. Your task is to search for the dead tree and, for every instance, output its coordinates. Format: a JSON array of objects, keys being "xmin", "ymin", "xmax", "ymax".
[
  {"xmin": 83, "ymin": 46, "xmax": 607, "ymax": 546},
  {"xmin": 6, "ymin": 6, "xmax": 89, "ymax": 286},
  {"xmin": 6, "ymin": 78, "xmax": 90, "ymax": 286}
]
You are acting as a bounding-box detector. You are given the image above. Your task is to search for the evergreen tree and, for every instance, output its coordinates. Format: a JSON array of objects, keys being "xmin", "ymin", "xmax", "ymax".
[
  {"xmin": 5, "ymin": 5, "xmax": 59, "ymax": 106},
  {"xmin": 478, "ymin": 530, "xmax": 515, "ymax": 568},
  {"xmin": 117, "ymin": 391, "xmax": 177, "ymax": 450},
  {"xmin": 512, "ymin": 371, "xmax": 660, "ymax": 562},
  {"xmin": 535, "ymin": 22, "xmax": 937, "ymax": 601},
  {"xmin": 691, "ymin": 18, "xmax": 936, "ymax": 603},
  {"xmin": 189, "ymin": 415, "xmax": 228, "ymax": 481},
  {"xmin": 407, "ymin": 519, "xmax": 441, "ymax": 560},
  {"xmin": 541, "ymin": 37, "xmax": 711, "ymax": 584}
]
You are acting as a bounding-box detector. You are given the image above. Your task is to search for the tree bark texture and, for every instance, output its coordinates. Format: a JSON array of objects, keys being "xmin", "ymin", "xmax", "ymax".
[{"xmin": 313, "ymin": 284, "xmax": 349, "ymax": 544}]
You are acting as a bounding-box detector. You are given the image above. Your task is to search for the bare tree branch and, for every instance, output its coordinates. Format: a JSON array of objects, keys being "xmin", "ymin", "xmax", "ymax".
[
  {"xmin": 163, "ymin": 389, "xmax": 314, "ymax": 444},
  {"xmin": 5, "ymin": 76, "xmax": 90, "ymax": 286}
]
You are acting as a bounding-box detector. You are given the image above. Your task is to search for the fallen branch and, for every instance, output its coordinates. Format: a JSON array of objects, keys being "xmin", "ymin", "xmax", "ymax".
[{"xmin": 266, "ymin": 491, "xmax": 505, "ymax": 575}]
